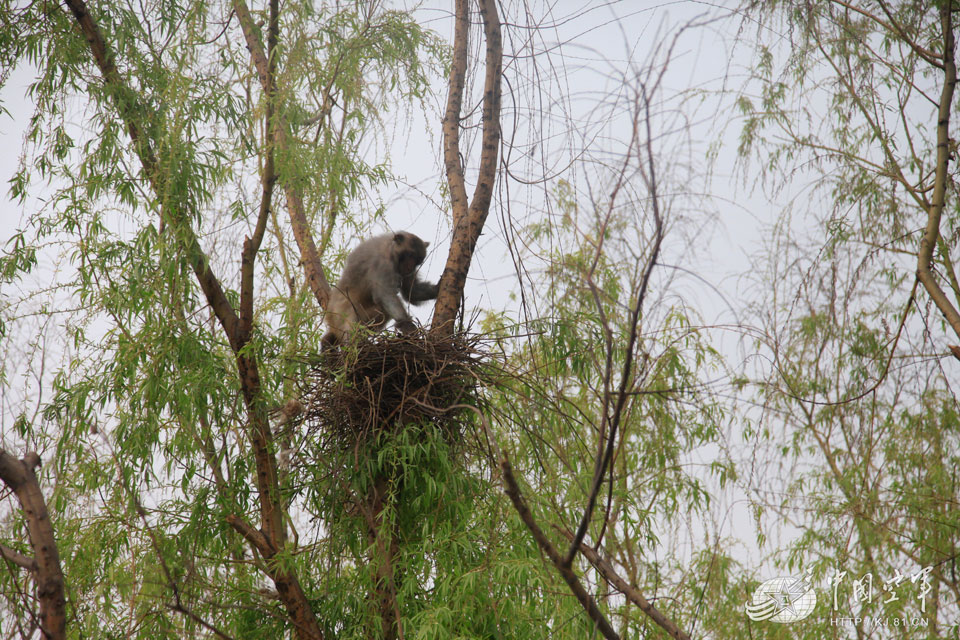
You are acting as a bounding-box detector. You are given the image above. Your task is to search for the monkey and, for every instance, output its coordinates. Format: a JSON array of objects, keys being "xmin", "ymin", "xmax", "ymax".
[{"xmin": 321, "ymin": 231, "xmax": 439, "ymax": 347}]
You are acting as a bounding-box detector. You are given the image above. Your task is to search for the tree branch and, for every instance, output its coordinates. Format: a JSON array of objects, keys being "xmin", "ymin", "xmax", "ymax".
[
  {"xmin": 566, "ymin": 77, "xmax": 666, "ymax": 567},
  {"xmin": 225, "ymin": 513, "xmax": 324, "ymax": 640},
  {"xmin": 240, "ymin": 0, "xmax": 278, "ymax": 342},
  {"xmin": 442, "ymin": 0, "xmax": 470, "ymax": 230},
  {"xmin": 63, "ymin": 0, "xmax": 245, "ymax": 353},
  {"xmin": 832, "ymin": 0, "xmax": 943, "ymax": 67},
  {"xmin": 499, "ymin": 457, "xmax": 620, "ymax": 640},
  {"xmin": 0, "ymin": 450, "xmax": 66, "ymax": 640},
  {"xmin": 358, "ymin": 475, "xmax": 401, "ymax": 640},
  {"xmin": 0, "ymin": 543, "xmax": 37, "ymax": 573},
  {"xmin": 232, "ymin": 0, "xmax": 331, "ymax": 311},
  {"xmin": 433, "ymin": 0, "xmax": 502, "ymax": 334},
  {"xmin": 564, "ymin": 533, "xmax": 692, "ymax": 640},
  {"xmin": 917, "ymin": 3, "xmax": 960, "ymax": 341},
  {"xmin": 63, "ymin": 4, "xmax": 321, "ymax": 638},
  {"xmin": 66, "ymin": 0, "xmax": 282, "ymax": 562},
  {"xmin": 225, "ymin": 514, "xmax": 274, "ymax": 557}
]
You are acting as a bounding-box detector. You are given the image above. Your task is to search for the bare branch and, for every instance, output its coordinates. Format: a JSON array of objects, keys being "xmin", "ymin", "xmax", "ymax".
[
  {"xmin": 232, "ymin": 0, "xmax": 331, "ymax": 311},
  {"xmin": 917, "ymin": 3, "xmax": 960, "ymax": 341},
  {"xmin": 433, "ymin": 0, "xmax": 503, "ymax": 334},
  {"xmin": 442, "ymin": 0, "xmax": 470, "ymax": 230},
  {"xmin": 0, "ymin": 450, "xmax": 66, "ymax": 640}
]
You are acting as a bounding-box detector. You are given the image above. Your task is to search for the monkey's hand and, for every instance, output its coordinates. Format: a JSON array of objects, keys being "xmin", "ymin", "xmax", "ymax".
[{"xmin": 395, "ymin": 319, "xmax": 417, "ymax": 335}]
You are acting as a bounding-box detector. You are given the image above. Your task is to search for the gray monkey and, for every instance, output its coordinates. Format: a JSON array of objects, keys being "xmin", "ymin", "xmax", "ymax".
[{"xmin": 321, "ymin": 231, "xmax": 439, "ymax": 347}]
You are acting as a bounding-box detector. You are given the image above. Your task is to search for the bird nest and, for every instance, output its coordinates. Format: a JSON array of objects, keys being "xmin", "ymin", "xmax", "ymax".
[{"xmin": 298, "ymin": 331, "xmax": 486, "ymax": 449}]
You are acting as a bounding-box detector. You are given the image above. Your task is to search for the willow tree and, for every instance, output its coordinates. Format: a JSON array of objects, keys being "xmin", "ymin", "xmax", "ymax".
[
  {"xmin": 0, "ymin": 1, "xmax": 745, "ymax": 638},
  {"xmin": 737, "ymin": 1, "xmax": 960, "ymax": 637},
  {"xmin": 0, "ymin": 0, "xmax": 506, "ymax": 637}
]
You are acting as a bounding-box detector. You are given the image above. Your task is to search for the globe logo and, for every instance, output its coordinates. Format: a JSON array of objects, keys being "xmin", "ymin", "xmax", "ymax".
[{"xmin": 745, "ymin": 572, "xmax": 817, "ymax": 623}]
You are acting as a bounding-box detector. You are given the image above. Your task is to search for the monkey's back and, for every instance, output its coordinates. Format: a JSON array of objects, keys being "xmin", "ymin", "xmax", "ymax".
[{"xmin": 338, "ymin": 235, "xmax": 399, "ymax": 288}]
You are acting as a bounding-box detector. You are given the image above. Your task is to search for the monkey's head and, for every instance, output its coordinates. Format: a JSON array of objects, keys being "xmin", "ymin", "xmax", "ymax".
[{"xmin": 392, "ymin": 232, "xmax": 429, "ymax": 276}]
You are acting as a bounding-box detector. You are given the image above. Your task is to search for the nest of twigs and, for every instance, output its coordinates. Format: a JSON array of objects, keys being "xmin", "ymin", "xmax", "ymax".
[{"xmin": 299, "ymin": 331, "xmax": 485, "ymax": 448}]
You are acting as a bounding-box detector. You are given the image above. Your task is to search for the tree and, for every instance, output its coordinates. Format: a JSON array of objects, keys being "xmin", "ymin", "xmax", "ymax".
[
  {"xmin": 736, "ymin": 1, "xmax": 960, "ymax": 637},
  {"xmin": 15, "ymin": 0, "xmax": 952, "ymax": 638},
  {"xmin": 1, "ymin": 0, "xmax": 480, "ymax": 637},
  {"xmin": 2, "ymin": 0, "xmax": 724, "ymax": 633},
  {"xmin": 0, "ymin": 451, "xmax": 65, "ymax": 640}
]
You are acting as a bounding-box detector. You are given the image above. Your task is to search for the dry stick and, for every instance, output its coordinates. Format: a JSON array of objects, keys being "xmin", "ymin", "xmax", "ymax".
[
  {"xmin": 0, "ymin": 450, "xmax": 66, "ymax": 640},
  {"xmin": 917, "ymin": 2, "xmax": 960, "ymax": 342}
]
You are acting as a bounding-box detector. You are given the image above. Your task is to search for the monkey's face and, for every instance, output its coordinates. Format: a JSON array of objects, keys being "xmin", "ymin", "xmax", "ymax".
[
  {"xmin": 398, "ymin": 250, "xmax": 423, "ymax": 275},
  {"xmin": 393, "ymin": 233, "xmax": 428, "ymax": 276}
]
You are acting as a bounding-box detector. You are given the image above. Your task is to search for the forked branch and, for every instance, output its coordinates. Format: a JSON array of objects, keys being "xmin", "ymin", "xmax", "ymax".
[
  {"xmin": 232, "ymin": 0, "xmax": 332, "ymax": 311},
  {"xmin": 433, "ymin": 0, "xmax": 503, "ymax": 334},
  {"xmin": 0, "ymin": 450, "xmax": 66, "ymax": 640}
]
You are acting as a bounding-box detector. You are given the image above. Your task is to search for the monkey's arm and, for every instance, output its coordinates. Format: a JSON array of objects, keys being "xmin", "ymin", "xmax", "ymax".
[
  {"xmin": 403, "ymin": 279, "xmax": 439, "ymax": 304},
  {"xmin": 373, "ymin": 286, "xmax": 413, "ymax": 324}
]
